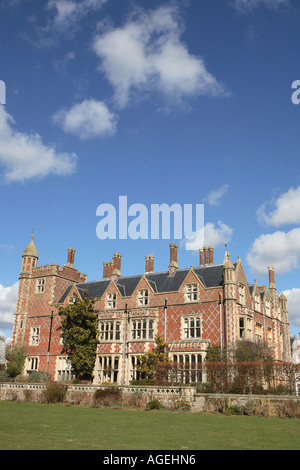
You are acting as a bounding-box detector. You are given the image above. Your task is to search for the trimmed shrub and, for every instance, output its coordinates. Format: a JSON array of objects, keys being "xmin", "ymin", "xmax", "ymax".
[
  {"xmin": 15, "ymin": 374, "xmax": 29, "ymax": 383},
  {"xmin": 43, "ymin": 382, "xmax": 67, "ymax": 404},
  {"xmin": 130, "ymin": 379, "xmax": 155, "ymax": 385},
  {"xmin": 93, "ymin": 387, "xmax": 123, "ymax": 407},
  {"xmin": 146, "ymin": 399, "xmax": 162, "ymax": 410},
  {"xmin": 28, "ymin": 371, "xmax": 51, "ymax": 383}
]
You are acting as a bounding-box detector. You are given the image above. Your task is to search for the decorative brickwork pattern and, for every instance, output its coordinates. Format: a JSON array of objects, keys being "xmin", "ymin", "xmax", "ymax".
[{"xmin": 12, "ymin": 241, "xmax": 292, "ymax": 384}]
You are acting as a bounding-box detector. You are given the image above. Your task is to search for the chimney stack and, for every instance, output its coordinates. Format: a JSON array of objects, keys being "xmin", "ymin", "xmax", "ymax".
[
  {"xmin": 103, "ymin": 256, "xmax": 121, "ymax": 280},
  {"xmin": 200, "ymin": 246, "xmax": 214, "ymax": 266},
  {"xmin": 111, "ymin": 253, "xmax": 122, "ymax": 280},
  {"xmin": 67, "ymin": 248, "xmax": 76, "ymax": 268},
  {"xmin": 204, "ymin": 247, "xmax": 209, "ymax": 265},
  {"xmin": 208, "ymin": 246, "xmax": 214, "ymax": 265},
  {"xmin": 169, "ymin": 243, "xmax": 178, "ymax": 276},
  {"xmin": 108, "ymin": 260, "xmax": 114, "ymax": 278},
  {"xmin": 268, "ymin": 266, "xmax": 276, "ymax": 290},
  {"xmin": 145, "ymin": 255, "xmax": 154, "ymax": 274},
  {"xmin": 199, "ymin": 248, "xmax": 204, "ymax": 266},
  {"xmin": 103, "ymin": 262, "xmax": 109, "ymax": 280}
]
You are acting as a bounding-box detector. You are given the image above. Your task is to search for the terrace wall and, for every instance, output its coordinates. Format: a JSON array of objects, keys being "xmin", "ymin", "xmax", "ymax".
[{"xmin": 0, "ymin": 383, "xmax": 299, "ymax": 417}]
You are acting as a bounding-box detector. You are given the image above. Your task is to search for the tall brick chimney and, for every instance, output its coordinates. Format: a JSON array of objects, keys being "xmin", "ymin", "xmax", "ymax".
[
  {"xmin": 200, "ymin": 246, "xmax": 214, "ymax": 266},
  {"xmin": 204, "ymin": 247, "xmax": 209, "ymax": 266},
  {"xmin": 145, "ymin": 255, "xmax": 154, "ymax": 274},
  {"xmin": 208, "ymin": 246, "xmax": 214, "ymax": 265},
  {"xmin": 168, "ymin": 243, "xmax": 178, "ymax": 276},
  {"xmin": 103, "ymin": 262, "xmax": 109, "ymax": 280},
  {"xmin": 67, "ymin": 248, "xmax": 76, "ymax": 268},
  {"xmin": 199, "ymin": 248, "xmax": 204, "ymax": 266},
  {"xmin": 268, "ymin": 266, "xmax": 276, "ymax": 290},
  {"xmin": 111, "ymin": 253, "xmax": 122, "ymax": 280}
]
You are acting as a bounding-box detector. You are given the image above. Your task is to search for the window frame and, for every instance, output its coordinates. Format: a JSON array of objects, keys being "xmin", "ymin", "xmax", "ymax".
[
  {"xmin": 99, "ymin": 320, "xmax": 121, "ymax": 342},
  {"xmin": 183, "ymin": 316, "xmax": 201, "ymax": 339},
  {"xmin": 30, "ymin": 326, "xmax": 40, "ymax": 346},
  {"xmin": 106, "ymin": 292, "xmax": 117, "ymax": 309},
  {"xmin": 185, "ymin": 284, "xmax": 198, "ymax": 303},
  {"xmin": 36, "ymin": 278, "xmax": 45, "ymax": 294},
  {"xmin": 27, "ymin": 356, "xmax": 38, "ymax": 372},
  {"xmin": 138, "ymin": 289, "xmax": 149, "ymax": 306},
  {"xmin": 131, "ymin": 318, "xmax": 154, "ymax": 341}
]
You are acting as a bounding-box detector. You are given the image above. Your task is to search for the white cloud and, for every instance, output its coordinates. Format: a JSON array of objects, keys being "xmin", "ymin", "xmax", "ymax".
[
  {"xmin": 53, "ymin": 51, "xmax": 76, "ymax": 74},
  {"xmin": 53, "ymin": 99, "xmax": 117, "ymax": 139},
  {"xmin": 47, "ymin": 0, "xmax": 108, "ymax": 30},
  {"xmin": 93, "ymin": 6, "xmax": 227, "ymax": 108},
  {"xmin": 247, "ymin": 228, "xmax": 300, "ymax": 275},
  {"xmin": 207, "ymin": 184, "xmax": 230, "ymax": 206},
  {"xmin": 0, "ymin": 282, "xmax": 18, "ymax": 331},
  {"xmin": 232, "ymin": 0, "xmax": 289, "ymax": 13},
  {"xmin": 282, "ymin": 288, "xmax": 300, "ymax": 328},
  {"xmin": 185, "ymin": 221, "xmax": 233, "ymax": 251},
  {"xmin": 257, "ymin": 186, "xmax": 300, "ymax": 227},
  {"xmin": 0, "ymin": 107, "xmax": 77, "ymax": 183},
  {"xmin": 0, "ymin": 107, "xmax": 77, "ymax": 182},
  {"xmin": 26, "ymin": 0, "xmax": 108, "ymax": 47}
]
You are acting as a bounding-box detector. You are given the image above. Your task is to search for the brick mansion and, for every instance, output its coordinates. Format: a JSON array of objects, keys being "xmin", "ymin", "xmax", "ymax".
[{"xmin": 12, "ymin": 236, "xmax": 291, "ymax": 384}]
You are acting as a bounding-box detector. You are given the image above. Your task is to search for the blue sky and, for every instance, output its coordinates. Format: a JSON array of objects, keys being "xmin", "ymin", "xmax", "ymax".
[{"xmin": 0, "ymin": 0, "xmax": 300, "ymax": 339}]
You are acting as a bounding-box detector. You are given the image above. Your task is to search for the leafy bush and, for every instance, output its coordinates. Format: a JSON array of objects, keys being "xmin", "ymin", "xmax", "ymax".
[
  {"xmin": 15, "ymin": 374, "xmax": 29, "ymax": 383},
  {"xmin": 228, "ymin": 405, "xmax": 242, "ymax": 415},
  {"xmin": 146, "ymin": 399, "xmax": 162, "ymax": 410},
  {"xmin": 0, "ymin": 370, "xmax": 9, "ymax": 382},
  {"xmin": 6, "ymin": 345, "xmax": 26, "ymax": 378},
  {"xmin": 93, "ymin": 387, "xmax": 122, "ymax": 407},
  {"xmin": 43, "ymin": 382, "xmax": 67, "ymax": 404},
  {"xmin": 130, "ymin": 379, "xmax": 155, "ymax": 386},
  {"xmin": 197, "ymin": 382, "xmax": 210, "ymax": 393},
  {"xmin": 174, "ymin": 400, "xmax": 191, "ymax": 411},
  {"xmin": 28, "ymin": 371, "xmax": 51, "ymax": 383}
]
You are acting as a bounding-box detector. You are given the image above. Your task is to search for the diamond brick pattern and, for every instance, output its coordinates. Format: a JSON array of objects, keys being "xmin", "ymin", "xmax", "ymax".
[{"xmin": 12, "ymin": 244, "xmax": 291, "ymax": 383}]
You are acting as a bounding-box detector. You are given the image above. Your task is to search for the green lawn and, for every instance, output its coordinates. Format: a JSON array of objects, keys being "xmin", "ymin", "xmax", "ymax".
[{"xmin": 0, "ymin": 401, "xmax": 299, "ymax": 450}]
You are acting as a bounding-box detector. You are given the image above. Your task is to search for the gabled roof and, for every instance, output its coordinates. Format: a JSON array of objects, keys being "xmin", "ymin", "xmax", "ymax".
[
  {"xmin": 57, "ymin": 280, "xmax": 111, "ymax": 304},
  {"xmin": 115, "ymin": 275, "xmax": 144, "ymax": 297},
  {"xmin": 57, "ymin": 263, "xmax": 226, "ymax": 304},
  {"xmin": 194, "ymin": 264, "xmax": 225, "ymax": 288}
]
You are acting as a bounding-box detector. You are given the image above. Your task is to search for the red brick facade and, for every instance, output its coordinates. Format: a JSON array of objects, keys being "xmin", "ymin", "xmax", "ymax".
[{"xmin": 12, "ymin": 238, "xmax": 291, "ymax": 384}]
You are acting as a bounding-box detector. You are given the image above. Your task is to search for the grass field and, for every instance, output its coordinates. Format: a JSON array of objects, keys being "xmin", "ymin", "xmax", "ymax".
[{"xmin": 0, "ymin": 401, "xmax": 299, "ymax": 450}]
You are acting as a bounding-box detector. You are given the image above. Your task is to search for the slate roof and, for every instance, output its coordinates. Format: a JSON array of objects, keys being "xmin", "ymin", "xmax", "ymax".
[{"xmin": 57, "ymin": 263, "xmax": 227, "ymax": 304}]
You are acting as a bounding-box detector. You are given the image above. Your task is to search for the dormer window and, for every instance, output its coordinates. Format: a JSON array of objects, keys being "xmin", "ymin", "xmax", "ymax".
[
  {"xmin": 186, "ymin": 284, "xmax": 198, "ymax": 302},
  {"xmin": 106, "ymin": 293, "xmax": 117, "ymax": 309},
  {"xmin": 138, "ymin": 289, "xmax": 149, "ymax": 306}
]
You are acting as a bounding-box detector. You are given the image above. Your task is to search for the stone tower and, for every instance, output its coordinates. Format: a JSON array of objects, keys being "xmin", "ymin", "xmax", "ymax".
[
  {"xmin": 223, "ymin": 253, "xmax": 237, "ymax": 350},
  {"xmin": 12, "ymin": 233, "xmax": 39, "ymax": 345}
]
